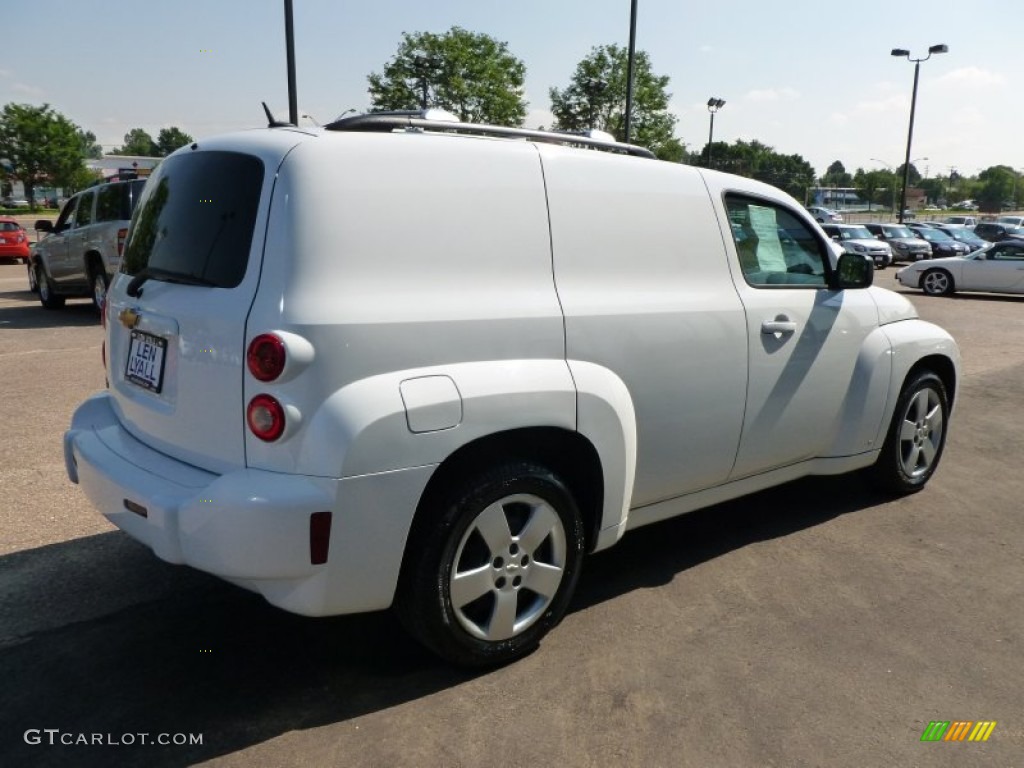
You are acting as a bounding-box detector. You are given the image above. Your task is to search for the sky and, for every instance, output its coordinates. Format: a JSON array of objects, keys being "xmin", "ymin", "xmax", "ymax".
[{"xmin": 3, "ymin": 0, "xmax": 1020, "ymax": 180}]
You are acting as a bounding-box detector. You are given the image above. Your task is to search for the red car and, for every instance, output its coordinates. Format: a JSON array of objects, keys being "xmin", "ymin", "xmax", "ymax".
[{"xmin": 0, "ymin": 218, "xmax": 31, "ymax": 263}]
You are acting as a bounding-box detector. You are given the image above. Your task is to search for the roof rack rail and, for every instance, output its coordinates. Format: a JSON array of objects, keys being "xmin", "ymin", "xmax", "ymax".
[{"xmin": 324, "ymin": 111, "xmax": 656, "ymax": 159}]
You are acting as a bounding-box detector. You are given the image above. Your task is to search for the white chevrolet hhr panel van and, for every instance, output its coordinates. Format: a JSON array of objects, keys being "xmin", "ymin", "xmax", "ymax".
[{"xmin": 65, "ymin": 113, "xmax": 960, "ymax": 666}]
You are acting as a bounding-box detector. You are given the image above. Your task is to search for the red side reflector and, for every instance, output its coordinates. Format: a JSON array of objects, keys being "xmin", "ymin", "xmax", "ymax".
[{"xmin": 310, "ymin": 511, "xmax": 332, "ymax": 565}]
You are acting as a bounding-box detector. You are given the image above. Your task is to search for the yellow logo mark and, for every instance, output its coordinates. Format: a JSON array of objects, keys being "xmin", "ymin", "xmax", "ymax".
[{"xmin": 118, "ymin": 308, "xmax": 140, "ymax": 329}]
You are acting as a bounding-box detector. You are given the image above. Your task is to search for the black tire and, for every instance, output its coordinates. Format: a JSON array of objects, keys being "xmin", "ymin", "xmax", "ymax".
[
  {"xmin": 88, "ymin": 262, "xmax": 109, "ymax": 312},
  {"xmin": 868, "ymin": 371, "xmax": 949, "ymax": 495},
  {"xmin": 396, "ymin": 461, "xmax": 585, "ymax": 667},
  {"xmin": 27, "ymin": 262, "xmax": 38, "ymax": 293},
  {"xmin": 37, "ymin": 265, "xmax": 65, "ymax": 309},
  {"xmin": 921, "ymin": 268, "xmax": 954, "ymax": 296}
]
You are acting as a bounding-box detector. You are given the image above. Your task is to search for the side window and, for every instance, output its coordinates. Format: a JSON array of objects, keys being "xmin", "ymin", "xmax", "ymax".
[
  {"xmin": 991, "ymin": 245, "xmax": 1024, "ymax": 261},
  {"xmin": 95, "ymin": 184, "xmax": 121, "ymax": 222},
  {"xmin": 75, "ymin": 190, "xmax": 95, "ymax": 227},
  {"xmin": 54, "ymin": 196, "xmax": 79, "ymax": 232},
  {"xmin": 726, "ymin": 195, "xmax": 829, "ymax": 287}
]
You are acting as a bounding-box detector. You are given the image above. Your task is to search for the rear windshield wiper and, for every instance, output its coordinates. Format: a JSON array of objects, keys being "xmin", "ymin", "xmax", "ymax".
[{"xmin": 126, "ymin": 266, "xmax": 217, "ymax": 297}]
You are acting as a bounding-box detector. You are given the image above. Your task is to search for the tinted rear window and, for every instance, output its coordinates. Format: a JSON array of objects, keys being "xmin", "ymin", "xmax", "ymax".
[
  {"xmin": 122, "ymin": 152, "xmax": 263, "ymax": 289},
  {"xmin": 97, "ymin": 179, "xmax": 146, "ymax": 222}
]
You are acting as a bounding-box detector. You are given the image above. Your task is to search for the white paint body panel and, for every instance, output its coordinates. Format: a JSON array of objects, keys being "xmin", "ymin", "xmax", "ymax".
[{"xmin": 65, "ymin": 126, "xmax": 961, "ymax": 618}]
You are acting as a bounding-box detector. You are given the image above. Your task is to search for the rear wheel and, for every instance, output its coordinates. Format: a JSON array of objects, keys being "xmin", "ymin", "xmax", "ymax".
[
  {"xmin": 37, "ymin": 265, "xmax": 65, "ymax": 309},
  {"xmin": 27, "ymin": 262, "xmax": 38, "ymax": 293},
  {"xmin": 869, "ymin": 371, "xmax": 949, "ymax": 495},
  {"xmin": 88, "ymin": 263, "xmax": 109, "ymax": 312},
  {"xmin": 921, "ymin": 269, "xmax": 954, "ymax": 296},
  {"xmin": 396, "ymin": 461, "xmax": 585, "ymax": 667}
]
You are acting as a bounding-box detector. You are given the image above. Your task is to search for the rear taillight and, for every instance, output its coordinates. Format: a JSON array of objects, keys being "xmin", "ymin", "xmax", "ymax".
[
  {"xmin": 247, "ymin": 395, "xmax": 285, "ymax": 441},
  {"xmin": 117, "ymin": 228, "xmax": 128, "ymax": 256},
  {"xmin": 247, "ymin": 334, "xmax": 286, "ymax": 382}
]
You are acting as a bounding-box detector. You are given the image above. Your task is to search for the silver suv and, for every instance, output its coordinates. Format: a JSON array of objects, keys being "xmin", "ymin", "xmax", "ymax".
[
  {"xmin": 821, "ymin": 224, "xmax": 893, "ymax": 268},
  {"xmin": 33, "ymin": 178, "xmax": 146, "ymax": 310}
]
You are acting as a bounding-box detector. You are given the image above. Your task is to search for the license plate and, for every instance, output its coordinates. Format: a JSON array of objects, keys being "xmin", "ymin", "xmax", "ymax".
[{"xmin": 125, "ymin": 331, "xmax": 167, "ymax": 393}]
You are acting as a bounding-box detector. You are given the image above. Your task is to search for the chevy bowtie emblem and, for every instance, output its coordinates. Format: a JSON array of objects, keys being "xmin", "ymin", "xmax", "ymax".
[{"xmin": 119, "ymin": 308, "xmax": 141, "ymax": 329}]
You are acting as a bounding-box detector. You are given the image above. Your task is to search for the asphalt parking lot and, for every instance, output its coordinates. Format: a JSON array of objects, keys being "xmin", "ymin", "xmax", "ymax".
[{"xmin": 0, "ymin": 262, "xmax": 1020, "ymax": 767}]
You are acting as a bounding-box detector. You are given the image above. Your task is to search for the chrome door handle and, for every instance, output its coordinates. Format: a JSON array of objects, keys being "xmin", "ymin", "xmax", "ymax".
[{"xmin": 761, "ymin": 318, "xmax": 797, "ymax": 335}]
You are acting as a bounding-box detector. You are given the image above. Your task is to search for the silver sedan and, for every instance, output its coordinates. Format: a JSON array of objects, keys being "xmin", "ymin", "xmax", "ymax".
[{"xmin": 896, "ymin": 239, "xmax": 1024, "ymax": 296}]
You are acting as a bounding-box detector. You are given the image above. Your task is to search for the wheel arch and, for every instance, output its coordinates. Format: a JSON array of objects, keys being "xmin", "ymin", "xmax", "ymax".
[
  {"xmin": 405, "ymin": 427, "xmax": 606, "ymax": 559},
  {"xmin": 904, "ymin": 353, "xmax": 958, "ymax": 409},
  {"xmin": 84, "ymin": 249, "xmax": 104, "ymax": 271}
]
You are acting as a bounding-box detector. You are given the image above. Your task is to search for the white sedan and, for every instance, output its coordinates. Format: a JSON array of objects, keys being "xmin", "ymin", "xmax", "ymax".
[{"xmin": 896, "ymin": 239, "xmax": 1024, "ymax": 296}]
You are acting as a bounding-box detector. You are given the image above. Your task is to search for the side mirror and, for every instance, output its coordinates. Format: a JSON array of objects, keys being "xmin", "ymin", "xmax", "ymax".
[
  {"xmin": 835, "ymin": 252, "xmax": 874, "ymax": 290},
  {"xmin": 34, "ymin": 220, "xmax": 53, "ymax": 233}
]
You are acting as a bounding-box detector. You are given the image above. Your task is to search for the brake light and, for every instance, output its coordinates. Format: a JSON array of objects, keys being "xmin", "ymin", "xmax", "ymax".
[
  {"xmin": 247, "ymin": 334, "xmax": 286, "ymax": 381},
  {"xmin": 117, "ymin": 228, "xmax": 128, "ymax": 256},
  {"xmin": 247, "ymin": 395, "xmax": 285, "ymax": 441}
]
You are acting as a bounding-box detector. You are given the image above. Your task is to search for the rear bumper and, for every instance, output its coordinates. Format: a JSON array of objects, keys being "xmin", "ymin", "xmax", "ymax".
[{"xmin": 64, "ymin": 392, "xmax": 433, "ymax": 616}]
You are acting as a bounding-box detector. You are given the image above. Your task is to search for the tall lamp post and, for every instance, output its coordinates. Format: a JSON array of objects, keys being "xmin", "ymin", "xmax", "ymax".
[
  {"xmin": 891, "ymin": 44, "xmax": 948, "ymax": 223},
  {"xmin": 706, "ymin": 97, "xmax": 725, "ymax": 169},
  {"xmin": 872, "ymin": 156, "xmax": 927, "ymax": 217}
]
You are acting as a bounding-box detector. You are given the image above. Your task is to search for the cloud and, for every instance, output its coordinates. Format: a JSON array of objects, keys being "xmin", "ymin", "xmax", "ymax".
[
  {"xmin": 745, "ymin": 87, "xmax": 800, "ymax": 103},
  {"xmin": 936, "ymin": 67, "xmax": 1005, "ymax": 88},
  {"xmin": 699, "ymin": 45, "xmax": 713, "ymax": 53},
  {"xmin": 12, "ymin": 82, "xmax": 44, "ymax": 97},
  {"xmin": 829, "ymin": 112, "xmax": 849, "ymax": 126},
  {"xmin": 851, "ymin": 94, "xmax": 906, "ymax": 114}
]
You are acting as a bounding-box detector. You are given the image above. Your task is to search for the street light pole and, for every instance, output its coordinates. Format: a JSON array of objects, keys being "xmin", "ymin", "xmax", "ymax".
[
  {"xmin": 284, "ymin": 0, "xmax": 298, "ymax": 125},
  {"xmin": 624, "ymin": 0, "xmax": 638, "ymax": 143},
  {"xmin": 891, "ymin": 44, "xmax": 948, "ymax": 223},
  {"xmin": 706, "ymin": 97, "xmax": 725, "ymax": 169}
]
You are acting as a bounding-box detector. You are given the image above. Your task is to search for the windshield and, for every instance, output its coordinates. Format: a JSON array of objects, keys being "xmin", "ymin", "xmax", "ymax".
[
  {"xmin": 122, "ymin": 151, "xmax": 264, "ymax": 289},
  {"xmin": 842, "ymin": 226, "xmax": 874, "ymax": 240},
  {"xmin": 883, "ymin": 225, "xmax": 914, "ymax": 238},
  {"xmin": 915, "ymin": 228, "xmax": 952, "ymax": 243}
]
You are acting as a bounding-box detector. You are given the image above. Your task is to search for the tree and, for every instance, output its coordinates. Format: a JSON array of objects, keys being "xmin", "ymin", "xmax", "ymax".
[
  {"xmin": 976, "ymin": 165, "xmax": 1015, "ymax": 212},
  {"xmin": 157, "ymin": 126, "xmax": 194, "ymax": 156},
  {"xmin": 549, "ymin": 44, "xmax": 684, "ymax": 161},
  {"xmin": 700, "ymin": 139, "xmax": 815, "ymax": 200},
  {"xmin": 368, "ymin": 27, "xmax": 527, "ymax": 126},
  {"xmin": 113, "ymin": 128, "xmax": 159, "ymax": 156},
  {"xmin": 853, "ymin": 168, "xmax": 894, "ymax": 210},
  {"xmin": 0, "ymin": 103, "xmax": 90, "ymax": 203},
  {"xmin": 79, "ymin": 129, "xmax": 102, "ymax": 159},
  {"xmin": 895, "ymin": 162, "xmax": 922, "ymax": 186},
  {"xmin": 821, "ymin": 160, "xmax": 852, "ymax": 187}
]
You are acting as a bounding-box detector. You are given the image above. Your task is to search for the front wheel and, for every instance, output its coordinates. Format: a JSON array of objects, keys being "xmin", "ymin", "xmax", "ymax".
[
  {"xmin": 868, "ymin": 371, "xmax": 949, "ymax": 495},
  {"xmin": 396, "ymin": 461, "xmax": 585, "ymax": 667},
  {"xmin": 921, "ymin": 269, "xmax": 954, "ymax": 296}
]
